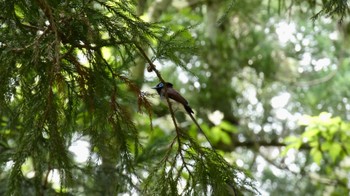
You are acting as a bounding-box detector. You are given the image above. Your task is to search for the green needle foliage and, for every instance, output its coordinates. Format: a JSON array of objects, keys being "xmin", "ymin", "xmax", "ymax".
[{"xmin": 0, "ymin": 0, "xmax": 256, "ymax": 195}]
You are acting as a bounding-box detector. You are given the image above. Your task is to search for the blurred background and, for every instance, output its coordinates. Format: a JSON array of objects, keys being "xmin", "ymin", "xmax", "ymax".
[
  {"xmin": 137, "ymin": 0, "xmax": 350, "ymax": 195},
  {"xmin": 1, "ymin": 0, "xmax": 350, "ymax": 195}
]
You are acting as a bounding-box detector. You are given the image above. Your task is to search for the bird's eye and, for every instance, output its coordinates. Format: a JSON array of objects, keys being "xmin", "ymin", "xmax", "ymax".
[{"xmin": 158, "ymin": 83, "xmax": 163, "ymax": 88}]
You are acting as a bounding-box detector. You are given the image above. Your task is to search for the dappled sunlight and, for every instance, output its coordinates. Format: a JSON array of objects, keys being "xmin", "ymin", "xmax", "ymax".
[
  {"xmin": 68, "ymin": 134, "xmax": 90, "ymax": 164},
  {"xmin": 1, "ymin": 0, "xmax": 349, "ymax": 195}
]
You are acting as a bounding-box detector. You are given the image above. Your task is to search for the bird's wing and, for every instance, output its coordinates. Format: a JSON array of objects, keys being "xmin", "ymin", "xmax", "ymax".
[{"xmin": 166, "ymin": 88, "xmax": 189, "ymax": 105}]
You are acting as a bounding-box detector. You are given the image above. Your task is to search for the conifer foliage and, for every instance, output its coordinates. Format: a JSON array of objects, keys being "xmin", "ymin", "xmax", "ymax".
[{"xmin": 0, "ymin": 0, "xmax": 256, "ymax": 195}]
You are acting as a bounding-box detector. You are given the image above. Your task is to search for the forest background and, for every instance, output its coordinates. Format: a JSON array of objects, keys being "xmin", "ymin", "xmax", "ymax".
[{"xmin": 1, "ymin": 0, "xmax": 350, "ymax": 195}]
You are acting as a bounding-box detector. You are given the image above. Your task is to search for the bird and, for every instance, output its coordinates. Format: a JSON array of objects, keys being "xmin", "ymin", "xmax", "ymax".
[
  {"xmin": 152, "ymin": 82, "xmax": 232, "ymax": 192},
  {"xmin": 152, "ymin": 82, "xmax": 214, "ymax": 149},
  {"xmin": 152, "ymin": 82, "xmax": 194, "ymax": 114}
]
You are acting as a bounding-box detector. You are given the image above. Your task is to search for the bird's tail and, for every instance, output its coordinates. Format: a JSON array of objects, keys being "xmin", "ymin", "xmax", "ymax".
[{"xmin": 184, "ymin": 105, "xmax": 194, "ymax": 114}]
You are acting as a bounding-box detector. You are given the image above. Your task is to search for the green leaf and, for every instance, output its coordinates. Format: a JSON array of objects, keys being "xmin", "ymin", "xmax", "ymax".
[
  {"xmin": 310, "ymin": 148, "xmax": 322, "ymax": 165},
  {"xmin": 302, "ymin": 128, "xmax": 319, "ymax": 139},
  {"xmin": 281, "ymin": 136, "xmax": 302, "ymax": 156},
  {"xmin": 321, "ymin": 141, "xmax": 331, "ymax": 151},
  {"xmin": 309, "ymin": 140, "xmax": 319, "ymax": 148},
  {"xmin": 14, "ymin": 5, "xmax": 25, "ymax": 20},
  {"xmin": 284, "ymin": 136, "xmax": 300, "ymax": 144},
  {"xmin": 188, "ymin": 124, "xmax": 198, "ymax": 139},
  {"xmin": 220, "ymin": 132, "xmax": 232, "ymax": 145},
  {"xmin": 218, "ymin": 121, "xmax": 237, "ymax": 133},
  {"xmin": 211, "ymin": 126, "xmax": 223, "ymax": 143},
  {"xmin": 329, "ymin": 143, "xmax": 342, "ymax": 162}
]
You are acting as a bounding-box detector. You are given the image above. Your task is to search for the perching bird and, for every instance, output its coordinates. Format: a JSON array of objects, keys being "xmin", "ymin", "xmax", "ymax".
[
  {"xmin": 152, "ymin": 82, "xmax": 214, "ymax": 149},
  {"xmin": 152, "ymin": 82, "xmax": 231, "ymax": 193},
  {"xmin": 152, "ymin": 82, "xmax": 194, "ymax": 115}
]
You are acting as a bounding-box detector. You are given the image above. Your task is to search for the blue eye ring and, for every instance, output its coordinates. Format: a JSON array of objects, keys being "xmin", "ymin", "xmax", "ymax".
[
  {"xmin": 152, "ymin": 82, "xmax": 173, "ymax": 89},
  {"xmin": 152, "ymin": 82, "xmax": 164, "ymax": 89}
]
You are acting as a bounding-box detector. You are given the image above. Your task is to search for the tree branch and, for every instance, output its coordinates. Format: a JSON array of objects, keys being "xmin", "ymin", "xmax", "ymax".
[{"xmin": 217, "ymin": 140, "xmax": 310, "ymax": 152}]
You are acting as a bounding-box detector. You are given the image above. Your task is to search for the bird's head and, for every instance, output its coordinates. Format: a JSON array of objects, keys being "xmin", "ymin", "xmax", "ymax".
[{"xmin": 152, "ymin": 82, "xmax": 173, "ymax": 94}]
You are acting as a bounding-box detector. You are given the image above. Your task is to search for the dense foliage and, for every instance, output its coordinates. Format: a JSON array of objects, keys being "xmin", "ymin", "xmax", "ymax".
[{"xmin": 0, "ymin": 0, "xmax": 349, "ymax": 195}]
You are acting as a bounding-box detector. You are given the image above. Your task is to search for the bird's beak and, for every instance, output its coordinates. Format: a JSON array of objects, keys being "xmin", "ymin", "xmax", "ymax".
[{"xmin": 152, "ymin": 85, "xmax": 161, "ymax": 89}]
